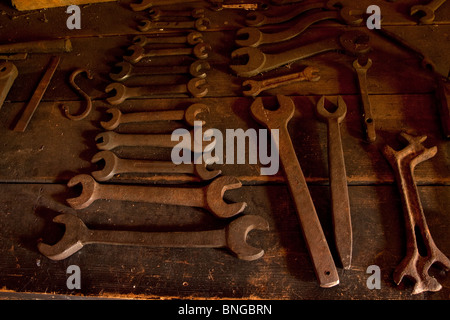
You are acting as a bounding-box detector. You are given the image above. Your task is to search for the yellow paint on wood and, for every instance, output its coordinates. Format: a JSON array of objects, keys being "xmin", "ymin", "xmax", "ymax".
[{"xmin": 12, "ymin": 0, "xmax": 116, "ymax": 11}]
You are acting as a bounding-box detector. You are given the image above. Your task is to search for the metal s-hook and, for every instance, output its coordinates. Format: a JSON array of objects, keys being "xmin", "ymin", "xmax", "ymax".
[{"xmin": 63, "ymin": 68, "xmax": 93, "ymax": 121}]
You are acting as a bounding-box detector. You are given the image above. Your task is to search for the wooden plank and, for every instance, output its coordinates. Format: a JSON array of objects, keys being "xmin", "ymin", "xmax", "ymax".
[
  {"xmin": 12, "ymin": 0, "xmax": 116, "ymax": 11},
  {"xmin": 0, "ymin": 183, "xmax": 448, "ymax": 299}
]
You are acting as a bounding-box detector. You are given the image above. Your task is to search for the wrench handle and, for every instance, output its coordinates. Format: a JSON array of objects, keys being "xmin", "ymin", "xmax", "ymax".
[{"xmin": 120, "ymin": 110, "xmax": 185, "ymax": 125}]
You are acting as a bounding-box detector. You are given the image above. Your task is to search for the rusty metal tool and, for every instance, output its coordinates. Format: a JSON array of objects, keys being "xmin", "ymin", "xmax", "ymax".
[
  {"xmin": 13, "ymin": 56, "xmax": 60, "ymax": 132},
  {"xmin": 105, "ymin": 78, "xmax": 208, "ymax": 105},
  {"xmin": 411, "ymin": 0, "xmax": 447, "ymax": 24},
  {"xmin": 250, "ymin": 95, "xmax": 339, "ymax": 288},
  {"xmin": 66, "ymin": 174, "xmax": 246, "ymax": 218},
  {"xmin": 231, "ymin": 30, "xmax": 371, "ymax": 77},
  {"xmin": 100, "ymin": 103, "xmax": 209, "ymax": 130},
  {"xmin": 138, "ymin": 18, "xmax": 211, "ymax": 32},
  {"xmin": 109, "ymin": 60, "xmax": 210, "ymax": 82},
  {"xmin": 242, "ymin": 66, "xmax": 320, "ymax": 97},
  {"xmin": 38, "ymin": 213, "xmax": 268, "ymax": 261},
  {"xmin": 436, "ymin": 78, "xmax": 450, "ymax": 139},
  {"xmin": 62, "ymin": 68, "xmax": 94, "ymax": 121},
  {"xmin": 0, "ymin": 39, "xmax": 72, "ymax": 56},
  {"xmin": 211, "ymin": 2, "xmax": 269, "ymax": 11},
  {"xmin": 316, "ymin": 96, "xmax": 352, "ymax": 269},
  {"xmin": 91, "ymin": 150, "xmax": 221, "ymax": 182},
  {"xmin": 130, "ymin": 0, "xmax": 203, "ymax": 11},
  {"xmin": 0, "ymin": 61, "xmax": 18, "ymax": 110},
  {"xmin": 148, "ymin": 8, "xmax": 205, "ymax": 20},
  {"xmin": 382, "ymin": 132, "xmax": 450, "ymax": 294},
  {"xmin": 123, "ymin": 43, "xmax": 210, "ymax": 64},
  {"xmin": 132, "ymin": 31, "xmax": 203, "ymax": 46},
  {"xmin": 353, "ymin": 58, "xmax": 376, "ymax": 143},
  {"xmin": 95, "ymin": 130, "xmax": 215, "ymax": 153}
]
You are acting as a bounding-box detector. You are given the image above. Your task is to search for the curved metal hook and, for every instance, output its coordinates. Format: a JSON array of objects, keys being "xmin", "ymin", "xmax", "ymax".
[{"xmin": 63, "ymin": 68, "xmax": 94, "ymax": 121}]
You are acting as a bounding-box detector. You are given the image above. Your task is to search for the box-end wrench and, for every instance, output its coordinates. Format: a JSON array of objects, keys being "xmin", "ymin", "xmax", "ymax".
[
  {"xmin": 316, "ymin": 96, "xmax": 352, "ymax": 270},
  {"xmin": 91, "ymin": 150, "xmax": 221, "ymax": 182},
  {"xmin": 124, "ymin": 43, "xmax": 210, "ymax": 64},
  {"xmin": 411, "ymin": 0, "xmax": 447, "ymax": 24},
  {"xmin": 382, "ymin": 133, "xmax": 450, "ymax": 294},
  {"xmin": 66, "ymin": 174, "xmax": 246, "ymax": 219},
  {"xmin": 230, "ymin": 30, "xmax": 371, "ymax": 77},
  {"xmin": 38, "ymin": 213, "xmax": 269, "ymax": 261},
  {"xmin": 105, "ymin": 78, "xmax": 208, "ymax": 105},
  {"xmin": 353, "ymin": 58, "xmax": 376, "ymax": 143},
  {"xmin": 236, "ymin": 7, "xmax": 363, "ymax": 47},
  {"xmin": 242, "ymin": 66, "xmax": 320, "ymax": 97},
  {"xmin": 138, "ymin": 18, "xmax": 211, "ymax": 32},
  {"xmin": 109, "ymin": 60, "xmax": 210, "ymax": 82},
  {"xmin": 132, "ymin": 31, "xmax": 203, "ymax": 47},
  {"xmin": 100, "ymin": 103, "xmax": 209, "ymax": 131},
  {"xmin": 149, "ymin": 8, "xmax": 205, "ymax": 20},
  {"xmin": 250, "ymin": 95, "xmax": 339, "ymax": 288},
  {"xmin": 0, "ymin": 61, "xmax": 18, "ymax": 110}
]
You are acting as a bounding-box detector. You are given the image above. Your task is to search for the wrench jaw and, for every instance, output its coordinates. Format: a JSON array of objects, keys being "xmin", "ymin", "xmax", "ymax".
[
  {"xmin": 193, "ymin": 43, "xmax": 211, "ymax": 60},
  {"xmin": 230, "ymin": 47, "xmax": 266, "ymax": 78},
  {"xmin": 66, "ymin": 174, "xmax": 99, "ymax": 210},
  {"xmin": 225, "ymin": 215, "xmax": 269, "ymax": 261},
  {"xmin": 123, "ymin": 45, "xmax": 145, "ymax": 64},
  {"xmin": 187, "ymin": 31, "xmax": 204, "ymax": 45},
  {"xmin": 137, "ymin": 20, "xmax": 152, "ymax": 32},
  {"xmin": 410, "ymin": 6, "xmax": 435, "ymax": 24},
  {"xmin": 194, "ymin": 162, "xmax": 222, "ymax": 181},
  {"xmin": 105, "ymin": 83, "xmax": 127, "ymax": 106},
  {"xmin": 38, "ymin": 214, "xmax": 89, "ymax": 261},
  {"xmin": 189, "ymin": 60, "xmax": 210, "ymax": 79},
  {"xmin": 100, "ymin": 108, "xmax": 122, "ymax": 131},
  {"xmin": 235, "ymin": 27, "xmax": 263, "ymax": 47},
  {"xmin": 242, "ymin": 80, "xmax": 261, "ymax": 97},
  {"xmin": 96, "ymin": 131, "xmax": 119, "ymax": 151},
  {"xmin": 250, "ymin": 95, "xmax": 295, "ymax": 129},
  {"xmin": 184, "ymin": 103, "xmax": 210, "ymax": 126},
  {"xmin": 187, "ymin": 78, "xmax": 209, "ymax": 98},
  {"xmin": 91, "ymin": 151, "xmax": 120, "ymax": 182},
  {"xmin": 339, "ymin": 30, "xmax": 371, "ymax": 57},
  {"xmin": 205, "ymin": 176, "xmax": 247, "ymax": 218},
  {"xmin": 316, "ymin": 96, "xmax": 347, "ymax": 123},
  {"xmin": 109, "ymin": 62, "xmax": 132, "ymax": 82},
  {"xmin": 194, "ymin": 18, "xmax": 211, "ymax": 31},
  {"xmin": 245, "ymin": 12, "xmax": 267, "ymax": 27}
]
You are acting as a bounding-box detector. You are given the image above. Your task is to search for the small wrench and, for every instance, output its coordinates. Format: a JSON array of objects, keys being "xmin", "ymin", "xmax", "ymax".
[
  {"xmin": 105, "ymin": 78, "xmax": 208, "ymax": 105},
  {"xmin": 138, "ymin": 18, "xmax": 210, "ymax": 32},
  {"xmin": 148, "ymin": 8, "xmax": 205, "ymax": 20},
  {"xmin": 132, "ymin": 31, "xmax": 203, "ymax": 46},
  {"xmin": 411, "ymin": 0, "xmax": 447, "ymax": 24},
  {"xmin": 91, "ymin": 151, "xmax": 221, "ymax": 182},
  {"xmin": 316, "ymin": 96, "xmax": 352, "ymax": 269},
  {"xmin": 100, "ymin": 103, "xmax": 209, "ymax": 130},
  {"xmin": 123, "ymin": 43, "xmax": 210, "ymax": 64},
  {"xmin": 66, "ymin": 174, "xmax": 246, "ymax": 219},
  {"xmin": 38, "ymin": 213, "xmax": 269, "ymax": 261},
  {"xmin": 109, "ymin": 60, "xmax": 210, "ymax": 82},
  {"xmin": 242, "ymin": 66, "xmax": 320, "ymax": 97}
]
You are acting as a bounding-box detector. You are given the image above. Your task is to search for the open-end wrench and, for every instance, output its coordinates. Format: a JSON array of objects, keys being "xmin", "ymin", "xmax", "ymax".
[
  {"xmin": 382, "ymin": 133, "xmax": 450, "ymax": 294},
  {"xmin": 0, "ymin": 61, "xmax": 18, "ymax": 110},
  {"xmin": 123, "ymin": 43, "xmax": 210, "ymax": 64},
  {"xmin": 316, "ymin": 96, "xmax": 352, "ymax": 269},
  {"xmin": 353, "ymin": 58, "xmax": 376, "ymax": 143},
  {"xmin": 236, "ymin": 5, "xmax": 363, "ymax": 47},
  {"xmin": 138, "ymin": 18, "xmax": 210, "ymax": 32},
  {"xmin": 130, "ymin": 0, "xmax": 203, "ymax": 11},
  {"xmin": 411, "ymin": 0, "xmax": 447, "ymax": 24},
  {"xmin": 95, "ymin": 130, "xmax": 215, "ymax": 153},
  {"xmin": 242, "ymin": 66, "xmax": 320, "ymax": 97},
  {"xmin": 38, "ymin": 213, "xmax": 268, "ymax": 261},
  {"xmin": 211, "ymin": 2, "xmax": 269, "ymax": 11},
  {"xmin": 100, "ymin": 103, "xmax": 209, "ymax": 130},
  {"xmin": 250, "ymin": 95, "xmax": 339, "ymax": 288},
  {"xmin": 109, "ymin": 60, "xmax": 210, "ymax": 82},
  {"xmin": 132, "ymin": 31, "xmax": 203, "ymax": 47},
  {"xmin": 231, "ymin": 30, "xmax": 371, "ymax": 77},
  {"xmin": 148, "ymin": 8, "xmax": 205, "ymax": 20},
  {"xmin": 105, "ymin": 78, "xmax": 208, "ymax": 105},
  {"xmin": 91, "ymin": 151, "xmax": 221, "ymax": 182},
  {"xmin": 66, "ymin": 174, "xmax": 246, "ymax": 219}
]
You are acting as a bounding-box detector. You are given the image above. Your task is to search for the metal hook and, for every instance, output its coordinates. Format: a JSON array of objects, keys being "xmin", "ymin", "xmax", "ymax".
[{"xmin": 63, "ymin": 68, "xmax": 93, "ymax": 121}]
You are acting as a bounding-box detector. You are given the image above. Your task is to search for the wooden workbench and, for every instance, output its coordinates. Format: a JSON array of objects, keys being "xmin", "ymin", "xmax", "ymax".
[{"xmin": 0, "ymin": 0, "xmax": 449, "ymax": 301}]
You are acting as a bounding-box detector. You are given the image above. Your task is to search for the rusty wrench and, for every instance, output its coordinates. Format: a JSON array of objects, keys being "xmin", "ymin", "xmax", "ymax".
[
  {"xmin": 123, "ymin": 43, "xmax": 210, "ymax": 64},
  {"xmin": 138, "ymin": 18, "xmax": 210, "ymax": 32},
  {"xmin": 148, "ymin": 8, "xmax": 205, "ymax": 20},
  {"xmin": 316, "ymin": 96, "xmax": 352, "ymax": 269},
  {"xmin": 62, "ymin": 68, "xmax": 94, "ymax": 121},
  {"xmin": 411, "ymin": 0, "xmax": 447, "ymax": 24},
  {"xmin": 132, "ymin": 31, "xmax": 203, "ymax": 47},
  {"xmin": 382, "ymin": 132, "xmax": 450, "ymax": 294},
  {"xmin": 250, "ymin": 95, "xmax": 339, "ymax": 288}
]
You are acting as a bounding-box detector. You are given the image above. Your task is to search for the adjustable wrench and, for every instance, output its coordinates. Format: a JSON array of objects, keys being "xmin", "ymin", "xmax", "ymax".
[
  {"xmin": 382, "ymin": 133, "xmax": 450, "ymax": 294},
  {"xmin": 231, "ymin": 30, "xmax": 371, "ymax": 77},
  {"xmin": 138, "ymin": 18, "xmax": 210, "ymax": 32},
  {"xmin": 353, "ymin": 58, "xmax": 376, "ymax": 143},
  {"xmin": 109, "ymin": 60, "xmax": 210, "ymax": 82},
  {"xmin": 66, "ymin": 174, "xmax": 246, "ymax": 219},
  {"xmin": 0, "ymin": 61, "xmax": 18, "ymax": 110},
  {"xmin": 132, "ymin": 31, "xmax": 203, "ymax": 47},
  {"xmin": 411, "ymin": 0, "xmax": 447, "ymax": 24},
  {"xmin": 124, "ymin": 43, "xmax": 210, "ymax": 64},
  {"xmin": 100, "ymin": 103, "xmax": 209, "ymax": 130},
  {"xmin": 242, "ymin": 66, "xmax": 320, "ymax": 97},
  {"xmin": 316, "ymin": 96, "xmax": 352, "ymax": 269},
  {"xmin": 91, "ymin": 150, "xmax": 221, "ymax": 182},
  {"xmin": 38, "ymin": 213, "xmax": 268, "ymax": 261},
  {"xmin": 148, "ymin": 8, "xmax": 205, "ymax": 20},
  {"xmin": 250, "ymin": 95, "xmax": 339, "ymax": 288},
  {"xmin": 105, "ymin": 78, "xmax": 208, "ymax": 105}
]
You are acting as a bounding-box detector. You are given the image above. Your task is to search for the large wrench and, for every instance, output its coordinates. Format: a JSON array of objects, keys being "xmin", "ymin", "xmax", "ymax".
[
  {"xmin": 411, "ymin": 0, "xmax": 447, "ymax": 24},
  {"xmin": 148, "ymin": 8, "xmax": 205, "ymax": 20},
  {"xmin": 230, "ymin": 30, "xmax": 371, "ymax": 77},
  {"xmin": 130, "ymin": 0, "xmax": 203, "ymax": 11},
  {"xmin": 132, "ymin": 31, "xmax": 203, "ymax": 47},
  {"xmin": 316, "ymin": 96, "xmax": 352, "ymax": 269},
  {"xmin": 138, "ymin": 18, "xmax": 210, "ymax": 32},
  {"xmin": 91, "ymin": 151, "xmax": 221, "ymax": 182},
  {"xmin": 38, "ymin": 213, "xmax": 268, "ymax": 261},
  {"xmin": 66, "ymin": 174, "xmax": 246, "ymax": 219},
  {"xmin": 250, "ymin": 95, "xmax": 339, "ymax": 288},
  {"xmin": 105, "ymin": 78, "xmax": 208, "ymax": 105},
  {"xmin": 124, "ymin": 43, "xmax": 210, "ymax": 64},
  {"xmin": 382, "ymin": 133, "xmax": 450, "ymax": 294}
]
